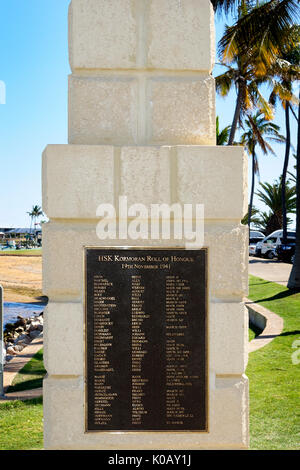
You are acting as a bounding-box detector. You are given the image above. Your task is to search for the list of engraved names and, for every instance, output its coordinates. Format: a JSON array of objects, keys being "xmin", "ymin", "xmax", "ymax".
[{"xmin": 86, "ymin": 249, "xmax": 207, "ymax": 432}]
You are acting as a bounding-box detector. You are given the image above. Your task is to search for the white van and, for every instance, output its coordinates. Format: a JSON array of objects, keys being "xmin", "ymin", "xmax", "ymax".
[
  {"xmin": 249, "ymin": 231, "xmax": 265, "ymax": 256},
  {"xmin": 256, "ymin": 229, "xmax": 296, "ymax": 259}
]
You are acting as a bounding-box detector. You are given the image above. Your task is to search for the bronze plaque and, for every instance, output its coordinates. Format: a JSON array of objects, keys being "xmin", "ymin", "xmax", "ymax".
[{"xmin": 85, "ymin": 248, "xmax": 208, "ymax": 432}]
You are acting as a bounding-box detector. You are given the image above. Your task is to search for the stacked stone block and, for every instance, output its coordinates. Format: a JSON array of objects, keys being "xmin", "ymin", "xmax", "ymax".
[{"xmin": 43, "ymin": 0, "xmax": 249, "ymax": 449}]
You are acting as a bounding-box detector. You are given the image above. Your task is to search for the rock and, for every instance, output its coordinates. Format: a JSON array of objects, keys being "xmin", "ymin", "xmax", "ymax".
[
  {"xmin": 14, "ymin": 344, "xmax": 24, "ymax": 353},
  {"xmin": 4, "ymin": 323, "xmax": 15, "ymax": 332},
  {"xmin": 15, "ymin": 326, "xmax": 25, "ymax": 333},
  {"xmin": 29, "ymin": 321, "xmax": 40, "ymax": 332},
  {"xmin": 15, "ymin": 318, "xmax": 27, "ymax": 328},
  {"xmin": 15, "ymin": 334, "xmax": 30, "ymax": 344},
  {"xmin": 17, "ymin": 340, "xmax": 30, "ymax": 348},
  {"xmin": 29, "ymin": 330, "xmax": 41, "ymax": 340},
  {"xmin": 6, "ymin": 346, "xmax": 17, "ymax": 355}
]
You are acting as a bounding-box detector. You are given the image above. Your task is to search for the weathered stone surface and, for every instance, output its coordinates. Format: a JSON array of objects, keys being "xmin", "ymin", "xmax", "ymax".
[
  {"xmin": 69, "ymin": 0, "xmax": 215, "ymax": 72},
  {"xmin": 210, "ymin": 302, "xmax": 248, "ymax": 375},
  {"xmin": 69, "ymin": 76, "xmax": 138, "ymax": 145},
  {"xmin": 206, "ymin": 223, "xmax": 248, "ymax": 300},
  {"xmin": 43, "ymin": 145, "xmax": 246, "ymax": 220},
  {"xmin": 69, "ymin": 0, "xmax": 137, "ymax": 70},
  {"xmin": 43, "ymin": 375, "xmax": 248, "ymax": 449},
  {"xmin": 43, "ymin": 145, "xmax": 114, "ymax": 219},
  {"xmin": 147, "ymin": 0, "xmax": 215, "ymax": 71},
  {"xmin": 176, "ymin": 146, "xmax": 248, "ymax": 220},
  {"xmin": 120, "ymin": 146, "xmax": 171, "ymax": 206},
  {"xmin": 43, "ymin": 221, "xmax": 247, "ymax": 301},
  {"xmin": 147, "ymin": 76, "xmax": 215, "ymax": 145},
  {"xmin": 44, "ymin": 302, "xmax": 83, "ymax": 376}
]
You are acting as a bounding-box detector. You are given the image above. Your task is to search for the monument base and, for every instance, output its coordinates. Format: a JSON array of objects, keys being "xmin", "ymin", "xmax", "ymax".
[{"xmin": 43, "ymin": 143, "xmax": 248, "ymax": 449}]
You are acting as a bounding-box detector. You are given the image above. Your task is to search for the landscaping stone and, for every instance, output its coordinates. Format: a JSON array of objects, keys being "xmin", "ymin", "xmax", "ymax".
[
  {"xmin": 29, "ymin": 330, "xmax": 41, "ymax": 340},
  {"xmin": 3, "ymin": 310, "xmax": 44, "ymax": 362}
]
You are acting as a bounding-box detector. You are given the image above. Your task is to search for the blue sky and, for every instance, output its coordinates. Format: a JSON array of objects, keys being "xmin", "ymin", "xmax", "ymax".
[{"xmin": 0, "ymin": 1, "xmax": 298, "ymax": 227}]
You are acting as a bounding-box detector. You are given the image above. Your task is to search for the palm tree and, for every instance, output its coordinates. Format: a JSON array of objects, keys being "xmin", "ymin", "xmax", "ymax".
[
  {"xmin": 242, "ymin": 205, "xmax": 262, "ymax": 227},
  {"xmin": 288, "ymin": 156, "xmax": 297, "ymax": 184},
  {"xmin": 254, "ymin": 211, "xmax": 273, "ymax": 233},
  {"xmin": 216, "ymin": 116, "xmax": 231, "ymax": 145},
  {"xmin": 256, "ymin": 179, "xmax": 296, "ymax": 234},
  {"xmin": 288, "ymin": 88, "xmax": 300, "ymax": 289},
  {"xmin": 216, "ymin": 1, "xmax": 300, "ymax": 74},
  {"xmin": 27, "ymin": 205, "xmax": 43, "ymax": 235},
  {"xmin": 216, "ymin": 1, "xmax": 274, "ymax": 144},
  {"xmin": 240, "ymin": 112, "xmax": 285, "ymax": 228},
  {"xmin": 215, "ymin": 61, "xmax": 273, "ymax": 144},
  {"xmin": 268, "ymin": 32, "xmax": 300, "ymax": 243}
]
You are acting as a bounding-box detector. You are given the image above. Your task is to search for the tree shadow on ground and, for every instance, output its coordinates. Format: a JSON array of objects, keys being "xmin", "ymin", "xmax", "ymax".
[
  {"xmin": 7, "ymin": 378, "xmax": 43, "ymax": 394},
  {"xmin": 252, "ymin": 289, "xmax": 300, "ymax": 304},
  {"xmin": 278, "ymin": 330, "xmax": 300, "ymax": 337}
]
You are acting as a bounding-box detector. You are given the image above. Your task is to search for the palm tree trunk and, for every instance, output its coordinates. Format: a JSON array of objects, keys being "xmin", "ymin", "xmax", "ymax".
[
  {"xmin": 228, "ymin": 83, "xmax": 242, "ymax": 145},
  {"xmin": 248, "ymin": 151, "xmax": 256, "ymax": 229},
  {"xmin": 282, "ymin": 101, "xmax": 291, "ymax": 244},
  {"xmin": 288, "ymin": 91, "xmax": 300, "ymax": 290}
]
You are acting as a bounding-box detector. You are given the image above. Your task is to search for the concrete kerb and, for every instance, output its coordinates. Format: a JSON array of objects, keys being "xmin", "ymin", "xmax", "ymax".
[{"xmin": 245, "ymin": 299, "xmax": 284, "ymax": 353}]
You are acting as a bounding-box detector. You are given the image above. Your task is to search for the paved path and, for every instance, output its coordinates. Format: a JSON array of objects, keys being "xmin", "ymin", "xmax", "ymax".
[
  {"xmin": 0, "ymin": 388, "xmax": 42, "ymax": 402},
  {"xmin": 3, "ymin": 333, "xmax": 43, "ymax": 390},
  {"xmin": 249, "ymin": 257, "xmax": 292, "ymax": 286},
  {"xmin": 246, "ymin": 299, "xmax": 284, "ymax": 353}
]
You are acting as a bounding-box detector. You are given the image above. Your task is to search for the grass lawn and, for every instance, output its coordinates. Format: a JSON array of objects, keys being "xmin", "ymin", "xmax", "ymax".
[
  {"xmin": 0, "ymin": 398, "xmax": 43, "ymax": 450},
  {"xmin": 7, "ymin": 349, "xmax": 46, "ymax": 393},
  {"xmin": 0, "ymin": 350, "xmax": 45, "ymax": 450},
  {"xmin": 247, "ymin": 275, "xmax": 300, "ymax": 450},
  {"xmin": 1, "ymin": 276, "xmax": 299, "ymax": 450}
]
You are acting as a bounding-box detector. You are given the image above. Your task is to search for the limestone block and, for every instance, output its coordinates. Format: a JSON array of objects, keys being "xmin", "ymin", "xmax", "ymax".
[
  {"xmin": 206, "ymin": 223, "xmax": 248, "ymax": 300},
  {"xmin": 44, "ymin": 302, "xmax": 84, "ymax": 376},
  {"xmin": 43, "ymin": 145, "xmax": 247, "ymax": 220},
  {"xmin": 44, "ymin": 376, "xmax": 84, "ymax": 450},
  {"xmin": 176, "ymin": 146, "xmax": 248, "ymax": 220},
  {"xmin": 43, "ymin": 375, "xmax": 248, "ymax": 449},
  {"xmin": 210, "ymin": 302, "xmax": 248, "ymax": 375},
  {"xmin": 69, "ymin": 0, "xmax": 137, "ymax": 70},
  {"xmin": 120, "ymin": 146, "xmax": 171, "ymax": 206},
  {"xmin": 43, "ymin": 222, "xmax": 247, "ymax": 301},
  {"xmin": 69, "ymin": 75, "xmax": 138, "ymax": 145},
  {"xmin": 147, "ymin": 0, "xmax": 215, "ymax": 71},
  {"xmin": 212, "ymin": 375, "xmax": 249, "ymax": 449},
  {"xmin": 42, "ymin": 145, "xmax": 114, "ymax": 219},
  {"xmin": 147, "ymin": 76, "xmax": 215, "ymax": 145},
  {"xmin": 42, "ymin": 222, "xmax": 187, "ymax": 300}
]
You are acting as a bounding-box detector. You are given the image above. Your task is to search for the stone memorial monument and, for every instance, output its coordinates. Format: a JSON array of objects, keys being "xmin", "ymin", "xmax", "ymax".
[{"xmin": 42, "ymin": 0, "xmax": 249, "ymax": 449}]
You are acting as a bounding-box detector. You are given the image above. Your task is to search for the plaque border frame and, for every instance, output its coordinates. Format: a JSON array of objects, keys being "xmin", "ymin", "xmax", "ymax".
[{"xmin": 83, "ymin": 246, "xmax": 209, "ymax": 434}]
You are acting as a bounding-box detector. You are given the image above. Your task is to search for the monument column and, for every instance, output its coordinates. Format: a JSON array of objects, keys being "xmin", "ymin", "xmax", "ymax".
[{"xmin": 43, "ymin": 0, "xmax": 249, "ymax": 449}]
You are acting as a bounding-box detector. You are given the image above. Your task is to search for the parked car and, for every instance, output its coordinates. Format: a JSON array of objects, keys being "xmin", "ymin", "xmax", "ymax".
[
  {"xmin": 249, "ymin": 231, "xmax": 265, "ymax": 256},
  {"xmin": 256, "ymin": 229, "xmax": 296, "ymax": 259},
  {"xmin": 276, "ymin": 239, "xmax": 296, "ymax": 263}
]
